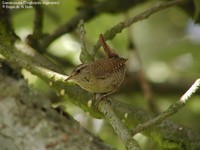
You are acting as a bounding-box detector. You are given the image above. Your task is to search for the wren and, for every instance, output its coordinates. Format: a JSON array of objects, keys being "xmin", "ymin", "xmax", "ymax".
[{"xmin": 65, "ymin": 34, "xmax": 127, "ymax": 99}]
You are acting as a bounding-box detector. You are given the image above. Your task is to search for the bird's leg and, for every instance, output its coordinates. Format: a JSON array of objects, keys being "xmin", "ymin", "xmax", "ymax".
[
  {"xmin": 95, "ymin": 89, "xmax": 118, "ymax": 107},
  {"xmin": 99, "ymin": 89, "xmax": 117, "ymax": 100},
  {"xmin": 93, "ymin": 93, "xmax": 97, "ymax": 101}
]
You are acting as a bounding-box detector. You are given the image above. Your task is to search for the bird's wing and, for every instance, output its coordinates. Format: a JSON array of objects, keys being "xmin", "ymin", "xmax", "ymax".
[{"xmin": 90, "ymin": 58, "xmax": 126, "ymax": 79}]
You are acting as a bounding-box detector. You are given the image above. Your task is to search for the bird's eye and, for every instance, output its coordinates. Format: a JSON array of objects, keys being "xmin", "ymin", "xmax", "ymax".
[
  {"xmin": 76, "ymin": 69, "xmax": 81, "ymax": 74},
  {"xmin": 74, "ymin": 64, "xmax": 86, "ymax": 74}
]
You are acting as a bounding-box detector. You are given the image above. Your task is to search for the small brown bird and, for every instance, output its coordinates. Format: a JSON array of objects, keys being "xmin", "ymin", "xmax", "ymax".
[{"xmin": 65, "ymin": 34, "xmax": 127, "ymax": 99}]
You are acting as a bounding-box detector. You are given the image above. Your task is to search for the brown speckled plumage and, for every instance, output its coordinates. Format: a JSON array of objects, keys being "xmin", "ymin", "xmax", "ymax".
[
  {"xmin": 65, "ymin": 34, "xmax": 127, "ymax": 98},
  {"xmin": 67, "ymin": 57, "xmax": 127, "ymax": 94}
]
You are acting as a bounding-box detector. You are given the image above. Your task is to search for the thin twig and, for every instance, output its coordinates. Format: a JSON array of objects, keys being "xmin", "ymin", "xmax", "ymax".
[
  {"xmin": 40, "ymin": 9, "xmax": 96, "ymax": 50},
  {"xmin": 32, "ymin": 0, "xmax": 43, "ymax": 38},
  {"xmin": 40, "ymin": 0, "xmax": 146, "ymax": 50},
  {"xmin": 131, "ymin": 79, "xmax": 200, "ymax": 135},
  {"xmin": 78, "ymin": 19, "xmax": 93, "ymax": 63},
  {"xmin": 26, "ymin": 0, "xmax": 44, "ymax": 52},
  {"xmin": 180, "ymin": 79, "xmax": 200, "ymax": 102},
  {"xmin": 91, "ymin": 0, "xmax": 185, "ymax": 56}
]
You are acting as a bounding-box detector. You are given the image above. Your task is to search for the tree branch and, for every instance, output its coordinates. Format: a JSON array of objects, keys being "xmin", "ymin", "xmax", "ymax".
[
  {"xmin": 1, "ymin": 0, "xmax": 199, "ymax": 148},
  {"xmin": 40, "ymin": 8, "xmax": 95, "ymax": 50},
  {"xmin": 112, "ymin": 99, "xmax": 200, "ymax": 149},
  {"xmin": 0, "ymin": 69, "xmax": 114, "ymax": 150},
  {"xmin": 98, "ymin": 100, "xmax": 140, "ymax": 150},
  {"xmin": 78, "ymin": 19, "xmax": 94, "ymax": 63},
  {"xmin": 131, "ymin": 79, "xmax": 200, "ymax": 136},
  {"xmin": 32, "ymin": 0, "xmax": 44, "ymax": 39},
  {"xmin": 91, "ymin": 0, "xmax": 185, "ymax": 56},
  {"xmin": 25, "ymin": 0, "xmax": 44, "ymax": 52},
  {"xmin": 0, "ymin": 41, "xmax": 200, "ymax": 149},
  {"xmin": 39, "ymin": 0, "xmax": 149, "ymax": 50},
  {"xmin": 0, "ymin": 41, "xmax": 140, "ymax": 149}
]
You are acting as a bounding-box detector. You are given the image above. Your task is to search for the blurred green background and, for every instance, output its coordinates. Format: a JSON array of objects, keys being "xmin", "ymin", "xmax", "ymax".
[{"xmin": 11, "ymin": 0, "xmax": 200, "ymax": 149}]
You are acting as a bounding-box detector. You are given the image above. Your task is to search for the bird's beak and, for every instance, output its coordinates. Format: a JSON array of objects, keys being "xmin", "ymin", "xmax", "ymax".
[{"xmin": 65, "ymin": 75, "xmax": 73, "ymax": 81}]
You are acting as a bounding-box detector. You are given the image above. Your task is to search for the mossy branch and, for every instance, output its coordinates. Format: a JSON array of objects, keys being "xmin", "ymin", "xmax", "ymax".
[
  {"xmin": 90, "ymin": 0, "xmax": 185, "ymax": 57},
  {"xmin": 1, "ymin": 41, "xmax": 200, "ymax": 149},
  {"xmin": 78, "ymin": 19, "xmax": 94, "ymax": 63},
  {"xmin": 130, "ymin": 79, "xmax": 200, "ymax": 142},
  {"xmin": 1, "ymin": 0, "xmax": 200, "ymax": 148},
  {"xmin": 98, "ymin": 100, "xmax": 140, "ymax": 150}
]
